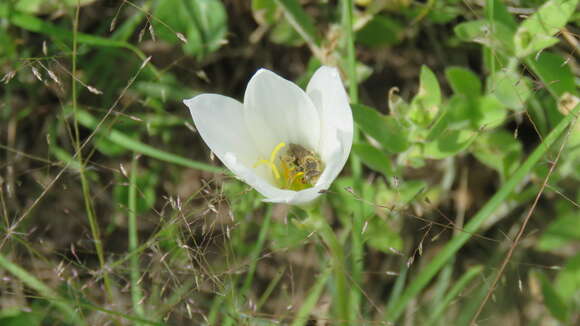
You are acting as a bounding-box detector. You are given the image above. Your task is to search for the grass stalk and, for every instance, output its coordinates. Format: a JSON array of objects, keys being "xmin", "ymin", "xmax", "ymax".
[
  {"xmin": 129, "ymin": 155, "xmax": 145, "ymax": 319},
  {"xmin": 69, "ymin": 0, "xmax": 115, "ymax": 305},
  {"xmin": 307, "ymin": 207, "xmax": 350, "ymax": 325},
  {"xmin": 340, "ymin": 0, "xmax": 364, "ymax": 316}
]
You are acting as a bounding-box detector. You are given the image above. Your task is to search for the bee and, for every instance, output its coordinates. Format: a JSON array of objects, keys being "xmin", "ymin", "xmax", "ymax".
[{"xmin": 282, "ymin": 143, "xmax": 323, "ymax": 185}]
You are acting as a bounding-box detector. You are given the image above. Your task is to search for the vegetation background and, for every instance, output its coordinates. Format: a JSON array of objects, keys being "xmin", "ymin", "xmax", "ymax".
[{"xmin": 0, "ymin": 0, "xmax": 579, "ymax": 325}]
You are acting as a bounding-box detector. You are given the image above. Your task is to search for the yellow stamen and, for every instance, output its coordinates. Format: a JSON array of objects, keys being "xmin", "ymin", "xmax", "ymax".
[
  {"xmin": 253, "ymin": 142, "xmax": 286, "ymax": 180},
  {"xmin": 253, "ymin": 159, "xmax": 281, "ymax": 179},
  {"xmin": 289, "ymin": 171, "xmax": 305, "ymax": 186},
  {"xmin": 270, "ymin": 142, "xmax": 286, "ymax": 162}
]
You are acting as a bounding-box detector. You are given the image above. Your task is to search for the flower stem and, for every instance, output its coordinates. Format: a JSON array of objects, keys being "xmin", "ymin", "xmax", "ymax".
[{"xmin": 306, "ymin": 207, "xmax": 350, "ymax": 325}]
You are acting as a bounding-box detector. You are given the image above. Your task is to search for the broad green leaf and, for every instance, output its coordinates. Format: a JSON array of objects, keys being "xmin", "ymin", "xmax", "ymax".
[
  {"xmin": 444, "ymin": 96, "xmax": 476, "ymax": 128},
  {"xmin": 487, "ymin": 71, "xmax": 532, "ymax": 110},
  {"xmin": 536, "ymin": 271, "xmax": 570, "ymax": 322},
  {"xmin": 486, "ymin": 0, "xmax": 517, "ymax": 31},
  {"xmin": 555, "ymin": 253, "xmax": 580, "ymax": 301},
  {"xmin": 352, "ymin": 104, "xmax": 411, "ymax": 153},
  {"xmin": 445, "ymin": 67, "xmax": 481, "ymax": 98},
  {"xmin": 527, "ymin": 52, "xmax": 577, "ymax": 98},
  {"xmin": 409, "ymin": 66, "xmax": 441, "ymax": 126},
  {"xmin": 454, "ymin": 20, "xmax": 514, "ymax": 53},
  {"xmin": 352, "ymin": 143, "xmax": 394, "ymax": 177},
  {"xmin": 514, "ymin": 0, "xmax": 578, "ymax": 57},
  {"xmin": 423, "ymin": 129, "xmax": 477, "ymax": 159},
  {"xmin": 274, "ymin": 0, "xmax": 320, "ymax": 46},
  {"xmin": 472, "ymin": 130, "xmax": 522, "ymax": 180},
  {"xmin": 475, "ymin": 95, "xmax": 507, "ymax": 128},
  {"xmin": 154, "ymin": 0, "xmax": 227, "ymax": 57},
  {"xmin": 357, "ymin": 15, "xmax": 403, "ymax": 47},
  {"xmin": 363, "ymin": 216, "xmax": 403, "ymax": 254},
  {"xmin": 537, "ymin": 213, "xmax": 580, "ymax": 251}
]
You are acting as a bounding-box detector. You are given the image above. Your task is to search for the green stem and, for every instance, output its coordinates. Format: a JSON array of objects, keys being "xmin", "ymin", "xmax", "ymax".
[
  {"xmin": 385, "ymin": 103, "xmax": 580, "ymax": 322},
  {"xmin": 341, "ymin": 0, "xmax": 358, "ymax": 103},
  {"xmin": 340, "ymin": 2, "xmax": 363, "ymax": 315},
  {"xmin": 129, "ymin": 155, "xmax": 145, "ymax": 319},
  {"xmin": 70, "ymin": 1, "xmax": 114, "ymax": 304},
  {"xmin": 307, "ymin": 207, "xmax": 350, "ymax": 325}
]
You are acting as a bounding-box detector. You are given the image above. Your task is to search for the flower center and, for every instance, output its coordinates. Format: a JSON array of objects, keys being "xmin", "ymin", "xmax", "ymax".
[{"xmin": 254, "ymin": 142, "xmax": 323, "ymax": 191}]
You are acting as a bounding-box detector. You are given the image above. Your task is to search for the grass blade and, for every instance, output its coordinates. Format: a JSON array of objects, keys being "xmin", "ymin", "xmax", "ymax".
[
  {"xmin": 427, "ymin": 265, "xmax": 483, "ymax": 325},
  {"xmin": 75, "ymin": 109, "xmax": 225, "ymax": 174},
  {"xmin": 0, "ymin": 253, "xmax": 85, "ymax": 325}
]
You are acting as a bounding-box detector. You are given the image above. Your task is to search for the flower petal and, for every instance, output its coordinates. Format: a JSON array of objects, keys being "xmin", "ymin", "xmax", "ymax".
[
  {"xmin": 306, "ymin": 66, "xmax": 353, "ymax": 175},
  {"xmin": 224, "ymin": 152, "xmax": 299, "ymax": 202},
  {"xmin": 184, "ymin": 94, "xmax": 258, "ymax": 169},
  {"xmin": 244, "ymin": 69, "xmax": 321, "ymax": 156}
]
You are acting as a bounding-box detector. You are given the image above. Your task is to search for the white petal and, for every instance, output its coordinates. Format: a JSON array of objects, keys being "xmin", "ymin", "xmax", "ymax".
[
  {"xmin": 306, "ymin": 66, "xmax": 353, "ymax": 176},
  {"xmin": 244, "ymin": 69, "xmax": 321, "ymax": 156},
  {"xmin": 223, "ymin": 153, "xmax": 298, "ymax": 202},
  {"xmin": 184, "ymin": 94, "xmax": 258, "ymax": 170}
]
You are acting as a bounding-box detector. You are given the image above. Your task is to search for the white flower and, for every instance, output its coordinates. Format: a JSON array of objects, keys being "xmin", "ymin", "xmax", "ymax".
[{"xmin": 184, "ymin": 66, "xmax": 353, "ymax": 205}]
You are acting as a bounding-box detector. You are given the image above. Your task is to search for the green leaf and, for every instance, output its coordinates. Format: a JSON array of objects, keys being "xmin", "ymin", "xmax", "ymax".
[
  {"xmin": 409, "ymin": 66, "xmax": 441, "ymax": 126},
  {"xmin": 454, "ymin": 20, "xmax": 514, "ymax": 53},
  {"xmin": 352, "ymin": 143, "xmax": 394, "ymax": 177},
  {"xmin": 487, "ymin": 71, "xmax": 532, "ymax": 110},
  {"xmin": 363, "ymin": 216, "xmax": 403, "ymax": 254},
  {"xmin": 274, "ymin": 0, "xmax": 320, "ymax": 46},
  {"xmin": 356, "ymin": 15, "xmax": 403, "ymax": 47},
  {"xmin": 537, "ymin": 212, "xmax": 580, "ymax": 251},
  {"xmin": 154, "ymin": 0, "xmax": 227, "ymax": 57},
  {"xmin": 270, "ymin": 18, "xmax": 305, "ymax": 46},
  {"xmin": 514, "ymin": 0, "xmax": 578, "ymax": 57},
  {"xmin": 526, "ymin": 52, "xmax": 577, "ymax": 98},
  {"xmin": 352, "ymin": 104, "xmax": 411, "ymax": 153},
  {"xmin": 536, "ymin": 271, "xmax": 570, "ymax": 322},
  {"xmin": 555, "ymin": 253, "xmax": 580, "ymax": 301},
  {"xmin": 487, "ymin": 0, "xmax": 517, "ymax": 31},
  {"xmin": 252, "ymin": 0, "xmax": 277, "ymax": 25},
  {"xmin": 445, "ymin": 67, "xmax": 482, "ymax": 98},
  {"xmin": 472, "ymin": 130, "xmax": 522, "ymax": 180},
  {"xmin": 270, "ymin": 219, "xmax": 311, "ymax": 250},
  {"xmin": 475, "ymin": 95, "xmax": 507, "ymax": 128},
  {"xmin": 423, "ymin": 129, "xmax": 477, "ymax": 159}
]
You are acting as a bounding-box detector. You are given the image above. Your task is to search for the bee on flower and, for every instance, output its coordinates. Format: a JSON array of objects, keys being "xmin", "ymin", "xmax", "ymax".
[{"xmin": 184, "ymin": 66, "xmax": 353, "ymax": 205}]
